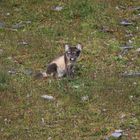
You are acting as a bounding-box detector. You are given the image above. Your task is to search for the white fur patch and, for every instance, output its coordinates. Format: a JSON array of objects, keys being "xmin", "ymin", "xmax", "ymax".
[
  {"xmin": 76, "ymin": 44, "xmax": 82, "ymax": 51},
  {"xmin": 65, "ymin": 44, "xmax": 69, "ymax": 52},
  {"xmin": 57, "ymin": 68, "xmax": 66, "ymax": 77},
  {"xmin": 42, "ymin": 72, "xmax": 48, "ymax": 77}
]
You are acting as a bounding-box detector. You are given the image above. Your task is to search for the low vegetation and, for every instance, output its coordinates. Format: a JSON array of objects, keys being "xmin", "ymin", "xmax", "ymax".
[{"xmin": 0, "ymin": 0, "xmax": 140, "ymax": 139}]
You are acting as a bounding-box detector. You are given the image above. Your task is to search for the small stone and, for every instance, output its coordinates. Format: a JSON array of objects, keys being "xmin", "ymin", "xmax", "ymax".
[
  {"xmin": 24, "ymin": 68, "xmax": 33, "ymax": 76},
  {"xmin": 41, "ymin": 118, "xmax": 46, "ymax": 126},
  {"xmin": 120, "ymin": 20, "xmax": 133, "ymax": 26},
  {"xmin": 136, "ymin": 48, "xmax": 140, "ymax": 52},
  {"xmin": 48, "ymin": 137, "xmax": 52, "ymax": 140},
  {"xmin": 41, "ymin": 95, "xmax": 55, "ymax": 100},
  {"xmin": 0, "ymin": 49, "xmax": 4, "ymax": 55},
  {"xmin": 81, "ymin": 96, "xmax": 89, "ymax": 101},
  {"xmin": 133, "ymin": 82, "xmax": 137, "ymax": 85},
  {"xmin": 129, "ymin": 95, "xmax": 133, "ymax": 100},
  {"xmin": 26, "ymin": 94, "xmax": 31, "ymax": 98},
  {"xmin": 128, "ymin": 40, "xmax": 133, "ymax": 44},
  {"xmin": 120, "ymin": 45, "xmax": 133, "ymax": 49},
  {"xmin": 8, "ymin": 69, "xmax": 17, "ymax": 75},
  {"xmin": 111, "ymin": 129, "xmax": 123, "ymax": 138},
  {"xmin": 125, "ymin": 33, "xmax": 133, "ymax": 37},
  {"xmin": 130, "ymin": 6, "xmax": 140, "ymax": 11},
  {"xmin": 111, "ymin": 132, "xmax": 122, "ymax": 138},
  {"xmin": 115, "ymin": 129, "xmax": 123, "ymax": 133},
  {"xmin": 18, "ymin": 41, "xmax": 28, "ymax": 46},
  {"xmin": 120, "ymin": 113, "xmax": 126, "ymax": 119},
  {"xmin": 52, "ymin": 6, "xmax": 63, "ymax": 11},
  {"xmin": 6, "ymin": 12, "xmax": 10, "ymax": 16},
  {"xmin": 0, "ymin": 22, "xmax": 5, "ymax": 29},
  {"xmin": 102, "ymin": 108, "xmax": 107, "ymax": 112},
  {"xmin": 73, "ymin": 85, "xmax": 80, "ymax": 89},
  {"xmin": 12, "ymin": 22, "xmax": 25, "ymax": 29},
  {"xmin": 26, "ymin": 20, "xmax": 32, "ymax": 24},
  {"xmin": 115, "ymin": 6, "xmax": 119, "ymax": 10}
]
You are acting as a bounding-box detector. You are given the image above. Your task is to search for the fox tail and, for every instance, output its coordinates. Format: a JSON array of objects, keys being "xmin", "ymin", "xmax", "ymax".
[{"xmin": 34, "ymin": 71, "xmax": 48, "ymax": 79}]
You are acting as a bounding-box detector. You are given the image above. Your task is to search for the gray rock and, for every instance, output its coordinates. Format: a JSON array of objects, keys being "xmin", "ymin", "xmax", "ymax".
[
  {"xmin": 125, "ymin": 33, "xmax": 133, "ymax": 37},
  {"xmin": 41, "ymin": 95, "xmax": 55, "ymax": 100},
  {"xmin": 8, "ymin": 69, "xmax": 17, "ymax": 75},
  {"xmin": 115, "ymin": 130, "xmax": 123, "ymax": 133},
  {"xmin": 120, "ymin": 45, "xmax": 133, "ymax": 49},
  {"xmin": 6, "ymin": 12, "xmax": 10, "ymax": 16},
  {"xmin": 130, "ymin": 6, "xmax": 140, "ymax": 11},
  {"xmin": 24, "ymin": 68, "xmax": 33, "ymax": 76},
  {"xmin": 121, "ymin": 72, "xmax": 140, "ymax": 77},
  {"xmin": 12, "ymin": 22, "xmax": 25, "ymax": 29},
  {"xmin": 136, "ymin": 48, "xmax": 140, "ymax": 52},
  {"xmin": 73, "ymin": 85, "xmax": 80, "ymax": 89},
  {"xmin": 120, "ymin": 20, "xmax": 133, "ymax": 26},
  {"xmin": 0, "ymin": 49, "xmax": 4, "ymax": 55},
  {"xmin": 111, "ymin": 132, "xmax": 122, "ymax": 138},
  {"xmin": 81, "ymin": 96, "xmax": 89, "ymax": 101},
  {"xmin": 111, "ymin": 130, "xmax": 123, "ymax": 138},
  {"xmin": 0, "ymin": 22, "xmax": 5, "ymax": 29},
  {"xmin": 18, "ymin": 41, "xmax": 28, "ymax": 46},
  {"xmin": 52, "ymin": 6, "xmax": 63, "ymax": 11},
  {"xmin": 25, "ymin": 20, "xmax": 32, "ymax": 24}
]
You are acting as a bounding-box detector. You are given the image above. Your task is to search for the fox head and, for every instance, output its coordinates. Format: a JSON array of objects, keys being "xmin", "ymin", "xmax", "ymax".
[{"xmin": 64, "ymin": 44, "xmax": 82, "ymax": 63}]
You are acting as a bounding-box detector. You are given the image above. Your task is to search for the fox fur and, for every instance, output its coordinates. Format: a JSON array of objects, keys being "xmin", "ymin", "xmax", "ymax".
[{"xmin": 34, "ymin": 44, "xmax": 82, "ymax": 79}]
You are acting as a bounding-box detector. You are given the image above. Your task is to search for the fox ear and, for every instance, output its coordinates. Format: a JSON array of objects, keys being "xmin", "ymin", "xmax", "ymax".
[
  {"xmin": 76, "ymin": 44, "xmax": 82, "ymax": 51},
  {"xmin": 64, "ymin": 44, "xmax": 69, "ymax": 51}
]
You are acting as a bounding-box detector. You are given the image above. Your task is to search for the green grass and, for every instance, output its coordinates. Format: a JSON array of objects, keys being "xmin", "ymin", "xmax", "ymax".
[
  {"xmin": 0, "ymin": 0, "xmax": 140, "ymax": 139},
  {"xmin": 0, "ymin": 70, "xmax": 10, "ymax": 91}
]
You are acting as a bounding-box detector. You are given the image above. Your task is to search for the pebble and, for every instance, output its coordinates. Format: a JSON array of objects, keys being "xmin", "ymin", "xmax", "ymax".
[
  {"xmin": 25, "ymin": 20, "xmax": 32, "ymax": 24},
  {"xmin": 125, "ymin": 33, "xmax": 133, "ymax": 37},
  {"xmin": 24, "ymin": 68, "xmax": 33, "ymax": 76},
  {"xmin": 0, "ymin": 49, "xmax": 4, "ymax": 55},
  {"xmin": 18, "ymin": 41, "xmax": 28, "ymax": 46},
  {"xmin": 41, "ymin": 118, "xmax": 46, "ymax": 126},
  {"xmin": 120, "ymin": 45, "xmax": 133, "ymax": 49},
  {"xmin": 115, "ymin": 130, "xmax": 123, "ymax": 133},
  {"xmin": 8, "ymin": 69, "xmax": 17, "ymax": 75},
  {"xmin": 0, "ymin": 22, "xmax": 5, "ymax": 29},
  {"xmin": 133, "ymin": 82, "xmax": 137, "ymax": 85},
  {"xmin": 131, "ymin": 6, "xmax": 140, "ymax": 11},
  {"xmin": 136, "ymin": 48, "xmax": 140, "ymax": 52},
  {"xmin": 6, "ymin": 12, "xmax": 10, "ymax": 16},
  {"xmin": 120, "ymin": 113, "xmax": 126, "ymax": 119},
  {"xmin": 12, "ymin": 22, "xmax": 25, "ymax": 29},
  {"xmin": 73, "ymin": 85, "xmax": 80, "ymax": 89},
  {"xmin": 81, "ymin": 95, "xmax": 89, "ymax": 101},
  {"xmin": 52, "ymin": 6, "xmax": 63, "ymax": 11},
  {"xmin": 128, "ymin": 40, "xmax": 133, "ymax": 44},
  {"xmin": 41, "ymin": 95, "xmax": 55, "ymax": 100},
  {"xmin": 111, "ymin": 132, "xmax": 122, "ymax": 138},
  {"xmin": 120, "ymin": 20, "xmax": 133, "ymax": 26},
  {"xmin": 111, "ymin": 129, "xmax": 123, "ymax": 138}
]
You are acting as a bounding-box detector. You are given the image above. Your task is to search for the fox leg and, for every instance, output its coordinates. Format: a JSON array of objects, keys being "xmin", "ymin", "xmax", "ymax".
[{"xmin": 47, "ymin": 63, "xmax": 57, "ymax": 77}]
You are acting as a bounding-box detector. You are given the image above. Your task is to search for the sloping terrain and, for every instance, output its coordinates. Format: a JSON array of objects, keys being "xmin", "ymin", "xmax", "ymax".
[{"xmin": 0, "ymin": 0, "xmax": 140, "ymax": 139}]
